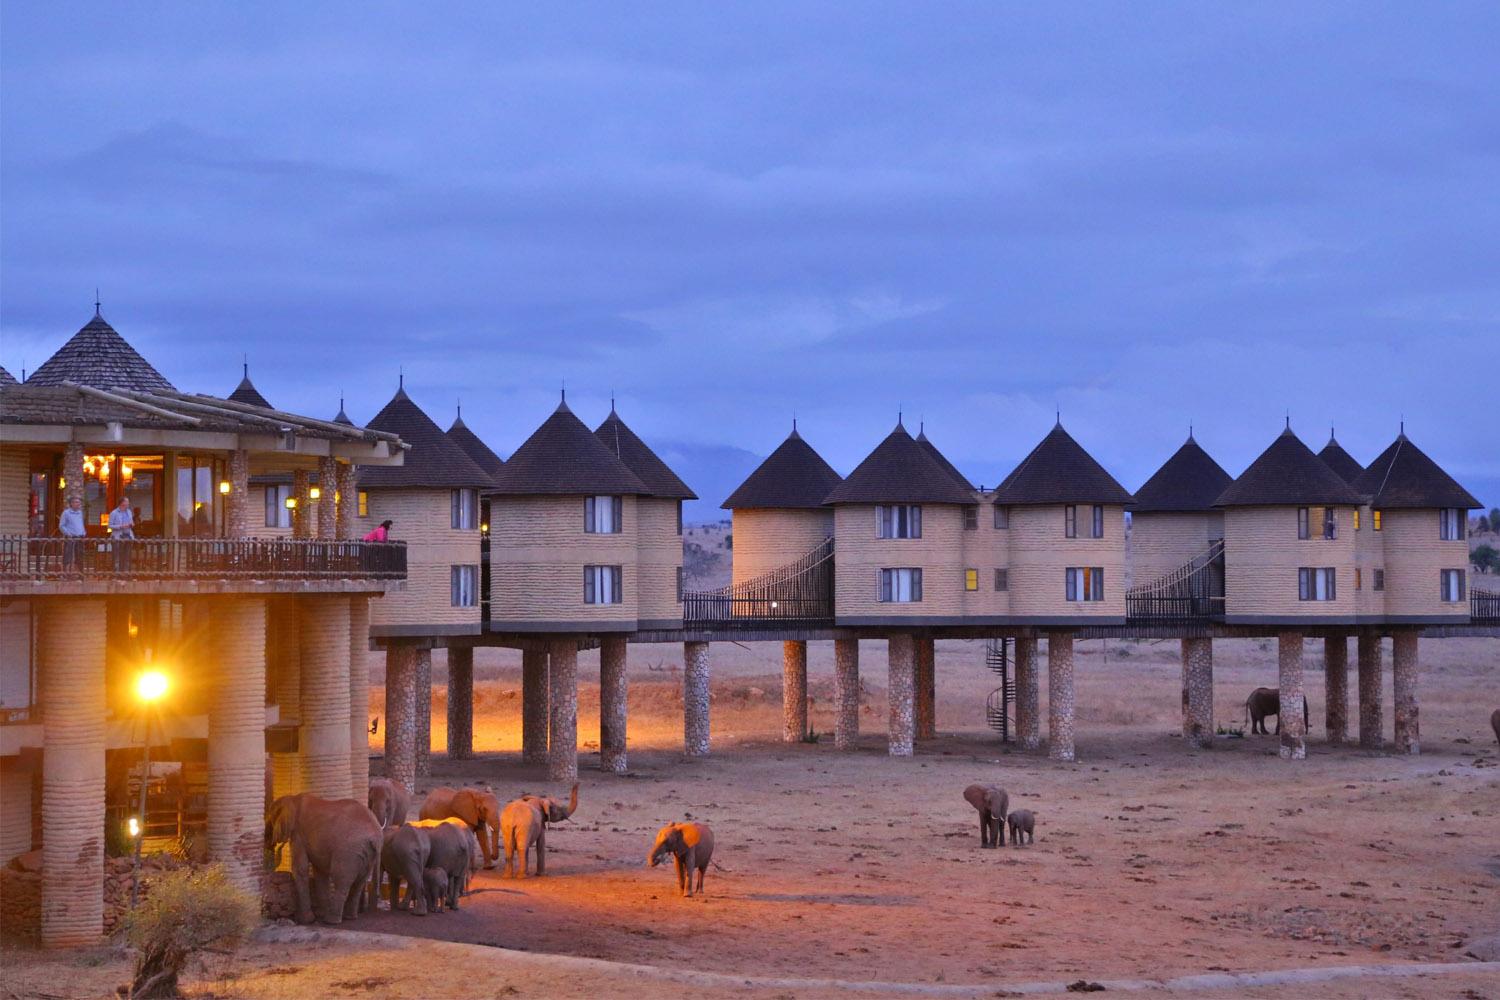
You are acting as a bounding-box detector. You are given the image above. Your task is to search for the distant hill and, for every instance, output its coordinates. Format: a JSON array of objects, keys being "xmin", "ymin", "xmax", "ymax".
[{"xmin": 653, "ymin": 439, "xmax": 765, "ymax": 524}]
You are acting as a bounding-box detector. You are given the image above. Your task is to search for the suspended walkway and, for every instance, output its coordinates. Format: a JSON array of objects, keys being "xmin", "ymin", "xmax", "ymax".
[
  {"xmin": 1125, "ymin": 540, "xmax": 1225, "ymax": 627},
  {"xmin": 682, "ymin": 536, "xmax": 835, "ymax": 631}
]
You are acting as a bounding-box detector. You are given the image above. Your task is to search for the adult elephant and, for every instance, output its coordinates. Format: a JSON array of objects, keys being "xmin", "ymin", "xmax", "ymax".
[
  {"xmin": 420, "ymin": 787, "xmax": 502, "ymax": 869},
  {"xmin": 265, "ymin": 793, "xmax": 382, "ymax": 925},
  {"xmin": 410, "ymin": 818, "xmax": 476, "ymax": 908},
  {"xmin": 1490, "ymin": 708, "xmax": 1499, "ymax": 746},
  {"xmin": 500, "ymin": 784, "xmax": 578, "ymax": 878},
  {"xmin": 962, "ymin": 784, "xmax": 1008, "ymax": 848},
  {"xmin": 368, "ymin": 777, "xmax": 411, "ymax": 829},
  {"xmin": 381, "ymin": 824, "xmax": 432, "ymax": 914},
  {"xmin": 1244, "ymin": 687, "xmax": 1309, "ymax": 736}
]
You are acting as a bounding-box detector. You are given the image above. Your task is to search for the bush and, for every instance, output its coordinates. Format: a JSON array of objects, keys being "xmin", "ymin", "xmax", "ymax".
[{"xmin": 118, "ymin": 864, "xmax": 258, "ymax": 999}]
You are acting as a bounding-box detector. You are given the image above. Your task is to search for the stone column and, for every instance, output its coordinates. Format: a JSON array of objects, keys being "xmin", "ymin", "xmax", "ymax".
[
  {"xmin": 299, "ymin": 597, "xmax": 352, "ymax": 797},
  {"xmin": 1324, "ymin": 636, "xmax": 1349, "ymax": 747},
  {"xmin": 782, "ymin": 640, "xmax": 808, "ymax": 742},
  {"xmin": 1392, "ymin": 631, "xmax": 1420, "ymax": 755},
  {"xmin": 915, "ymin": 638, "xmax": 936, "ymax": 740},
  {"xmin": 336, "ymin": 462, "xmax": 358, "ymax": 540},
  {"xmin": 270, "ymin": 600, "xmax": 303, "ymax": 800},
  {"xmin": 683, "ymin": 641, "xmax": 711, "ymax": 756},
  {"xmin": 348, "ymin": 597, "xmax": 371, "ymax": 800},
  {"xmin": 547, "ymin": 640, "xmax": 579, "ymax": 781},
  {"xmin": 383, "ymin": 646, "xmax": 417, "ymax": 794},
  {"xmin": 414, "ymin": 648, "xmax": 432, "ymax": 777},
  {"xmin": 62, "ymin": 442, "xmax": 85, "ymax": 506},
  {"xmin": 1277, "ymin": 633, "xmax": 1306, "ymax": 760},
  {"xmin": 447, "ymin": 648, "xmax": 474, "ymax": 760},
  {"xmin": 1015, "ymin": 637, "xmax": 1041, "ymax": 750},
  {"xmin": 1047, "ymin": 633, "xmax": 1076, "ymax": 762},
  {"xmin": 1180, "ymin": 637, "xmax": 1214, "ymax": 749},
  {"xmin": 292, "ymin": 469, "xmax": 312, "ymax": 539},
  {"xmin": 225, "ymin": 449, "xmax": 250, "ymax": 537},
  {"xmin": 887, "ymin": 634, "xmax": 915, "ymax": 757},
  {"xmin": 39, "ymin": 598, "xmax": 106, "ymax": 948},
  {"xmin": 833, "ymin": 639, "xmax": 860, "ymax": 751},
  {"xmin": 316, "ymin": 457, "xmax": 338, "ymax": 539},
  {"xmin": 207, "ymin": 598, "xmax": 267, "ymax": 894},
  {"xmin": 521, "ymin": 649, "xmax": 549, "ymax": 764},
  {"xmin": 599, "ymin": 637, "xmax": 628, "ymax": 772},
  {"xmin": 1357, "ymin": 631, "xmax": 1383, "ymax": 750}
]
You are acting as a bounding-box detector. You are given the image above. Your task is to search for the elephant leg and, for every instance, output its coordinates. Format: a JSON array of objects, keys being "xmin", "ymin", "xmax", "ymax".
[
  {"xmin": 292, "ymin": 846, "xmax": 316, "ymax": 924},
  {"xmin": 518, "ymin": 837, "xmax": 530, "ymax": 879},
  {"xmin": 502, "ymin": 828, "xmax": 515, "ymax": 878},
  {"xmin": 978, "ymin": 811, "xmax": 989, "ymax": 847},
  {"xmin": 536, "ymin": 827, "xmax": 546, "ymax": 877},
  {"xmin": 408, "ymin": 864, "xmax": 428, "ymax": 916},
  {"xmin": 449, "ymin": 873, "xmax": 462, "ymax": 909},
  {"xmin": 674, "ymin": 855, "xmax": 687, "ymax": 895},
  {"xmin": 697, "ymin": 865, "xmax": 706, "ymax": 894},
  {"xmin": 1274, "ymin": 713, "xmax": 1281, "ymax": 735}
]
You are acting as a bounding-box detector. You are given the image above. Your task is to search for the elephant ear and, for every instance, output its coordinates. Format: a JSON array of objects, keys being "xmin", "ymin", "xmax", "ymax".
[{"xmin": 452, "ymin": 790, "xmax": 480, "ymax": 827}]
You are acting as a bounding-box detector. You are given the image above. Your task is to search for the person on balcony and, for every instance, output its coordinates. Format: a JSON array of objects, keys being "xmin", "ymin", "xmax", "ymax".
[
  {"xmin": 362, "ymin": 519, "xmax": 393, "ymax": 542},
  {"xmin": 58, "ymin": 495, "xmax": 85, "ymax": 569},
  {"xmin": 109, "ymin": 497, "xmax": 135, "ymax": 571}
]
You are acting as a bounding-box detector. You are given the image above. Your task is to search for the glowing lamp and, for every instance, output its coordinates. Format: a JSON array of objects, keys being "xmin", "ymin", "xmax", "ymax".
[
  {"xmin": 770, "ymin": 601, "xmax": 779, "ymax": 610},
  {"xmin": 480, "ymin": 522, "xmax": 489, "ymax": 534},
  {"xmin": 121, "ymin": 463, "xmax": 133, "ymax": 482},
  {"xmin": 135, "ymin": 669, "xmax": 170, "ymax": 703},
  {"xmin": 285, "ymin": 497, "xmax": 298, "ymax": 510},
  {"xmin": 58, "ymin": 477, "xmax": 67, "ymax": 489},
  {"xmin": 309, "ymin": 486, "xmax": 321, "ymax": 500},
  {"xmin": 127, "ymin": 816, "xmax": 141, "ymax": 839},
  {"xmin": 218, "ymin": 480, "xmax": 231, "ymax": 495}
]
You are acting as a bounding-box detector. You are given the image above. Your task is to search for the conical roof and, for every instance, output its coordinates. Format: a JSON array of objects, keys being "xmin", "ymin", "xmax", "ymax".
[
  {"xmin": 332, "ymin": 398, "xmax": 354, "ymax": 426},
  {"xmin": 595, "ymin": 407, "xmax": 696, "ymax": 500},
  {"xmin": 824, "ymin": 421, "xmax": 976, "ymax": 505},
  {"xmin": 722, "ymin": 424, "xmax": 844, "ymax": 509},
  {"xmin": 915, "ymin": 426, "xmax": 973, "ymax": 491},
  {"xmin": 27, "ymin": 312, "xmax": 175, "ymax": 392},
  {"xmin": 1317, "ymin": 432, "xmax": 1364, "ymax": 484},
  {"xmin": 487, "ymin": 398, "xmax": 649, "ymax": 497},
  {"xmin": 358, "ymin": 384, "xmax": 493, "ymax": 490},
  {"xmin": 1215, "ymin": 426, "xmax": 1362, "ymax": 507},
  {"xmin": 228, "ymin": 364, "xmax": 272, "ymax": 409},
  {"xmin": 0, "ymin": 365, "xmax": 17, "ymax": 387},
  {"xmin": 989, "ymin": 422, "xmax": 1134, "ymax": 506},
  {"xmin": 1132, "ymin": 434, "xmax": 1233, "ymax": 513},
  {"xmin": 447, "ymin": 408, "xmax": 506, "ymax": 482},
  {"xmin": 1352, "ymin": 433, "xmax": 1480, "ymax": 509}
]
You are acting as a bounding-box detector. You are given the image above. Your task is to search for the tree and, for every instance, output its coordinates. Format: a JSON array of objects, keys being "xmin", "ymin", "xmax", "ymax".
[
  {"xmin": 120, "ymin": 865, "xmax": 257, "ymax": 999},
  {"xmin": 1490, "ymin": 507, "xmax": 1500, "ymax": 532},
  {"xmin": 1472, "ymin": 544, "xmax": 1500, "ymax": 576},
  {"xmin": 1479, "ymin": 514, "xmax": 1493, "ymax": 534}
]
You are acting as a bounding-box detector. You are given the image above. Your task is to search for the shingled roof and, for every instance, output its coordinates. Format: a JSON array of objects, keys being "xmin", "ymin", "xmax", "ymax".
[
  {"xmin": 26, "ymin": 312, "xmax": 176, "ymax": 393},
  {"xmin": 1352, "ymin": 433, "xmax": 1480, "ymax": 510},
  {"xmin": 228, "ymin": 364, "xmax": 273, "ymax": 409},
  {"xmin": 1132, "ymin": 434, "xmax": 1234, "ymax": 513},
  {"xmin": 915, "ymin": 426, "xmax": 973, "ymax": 491},
  {"xmin": 332, "ymin": 398, "xmax": 354, "ymax": 426},
  {"xmin": 595, "ymin": 407, "xmax": 696, "ymax": 500},
  {"xmin": 722, "ymin": 424, "xmax": 844, "ymax": 510},
  {"xmin": 824, "ymin": 421, "xmax": 976, "ymax": 505},
  {"xmin": 486, "ymin": 398, "xmax": 649, "ymax": 497},
  {"xmin": 1215, "ymin": 427, "xmax": 1362, "ymax": 507},
  {"xmin": 989, "ymin": 422, "xmax": 1134, "ymax": 506},
  {"xmin": 1317, "ymin": 432, "xmax": 1364, "ymax": 484},
  {"xmin": 447, "ymin": 408, "xmax": 506, "ymax": 482},
  {"xmin": 358, "ymin": 385, "xmax": 493, "ymax": 490},
  {"xmin": 0, "ymin": 366, "xmax": 17, "ymax": 387}
]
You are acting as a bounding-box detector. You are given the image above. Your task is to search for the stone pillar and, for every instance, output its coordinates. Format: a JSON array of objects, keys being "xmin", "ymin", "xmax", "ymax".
[
  {"xmin": 348, "ymin": 597, "xmax": 371, "ymax": 800},
  {"xmin": 1047, "ymin": 633, "xmax": 1076, "ymax": 762},
  {"xmin": 336, "ymin": 462, "xmax": 358, "ymax": 541},
  {"xmin": 599, "ymin": 637, "xmax": 628, "ymax": 772},
  {"xmin": 447, "ymin": 648, "xmax": 474, "ymax": 760},
  {"xmin": 207, "ymin": 598, "xmax": 267, "ymax": 894},
  {"xmin": 915, "ymin": 638, "xmax": 936, "ymax": 740},
  {"xmin": 225, "ymin": 449, "xmax": 250, "ymax": 538},
  {"xmin": 62, "ymin": 442, "xmax": 85, "ymax": 506},
  {"xmin": 683, "ymin": 641, "xmax": 710, "ymax": 756},
  {"xmin": 1324, "ymin": 636, "xmax": 1349, "ymax": 747},
  {"xmin": 414, "ymin": 648, "xmax": 432, "ymax": 777},
  {"xmin": 1277, "ymin": 633, "xmax": 1306, "ymax": 760},
  {"xmin": 521, "ymin": 649, "xmax": 549, "ymax": 764},
  {"xmin": 292, "ymin": 469, "xmax": 312, "ymax": 539},
  {"xmin": 782, "ymin": 640, "xmax": 808, "ymax": 742},
  {"xmin": 1015, "ymin": 637, "xmax": 1041, "ymax": 750},
  {"xmin": 547, "ymin": 640, "xmax": 579, "ymax": 781},
  {"xmin": 270, "ymin": 600, "xmax": 303, "ymax": 800},
  {"xmin": 1392, "ymin": 631, "xmax": 1420, "ymax": 755},
  {"xmin": 1357, "ymin": 631, "xmax": 1383, "ymax": 750},
  {"xmin": 833, "ymin": 639, "xmax": 860, "ymax": 751},
  {"xmin": 384, "ymin": 646, "xmax": 417, "ymax": 794},
  {"xmin": 1180, "ymin": 637, "xmax": 1213, "ymax": 749},
  {"xmin": 39, "ymin": 598, "xmax": 106, "ymax": 948},
  {"xmin": 316, "ymin": 457, "xmax": 338, "ymax": 539},
  {"xmin": 887, "ymin": 634, "xmax": 915, "ymax": 757},
  {"xmin": 299, "ymin": 597, "xmax": 352, "ymax": 797}
]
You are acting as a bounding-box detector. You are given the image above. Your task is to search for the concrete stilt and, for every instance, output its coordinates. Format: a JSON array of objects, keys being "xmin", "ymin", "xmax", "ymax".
[
  {"xmin": 383, "ymin": 646, "xmax": 417, "ymax": 794},
  {"xmin": 521, "ymin": 649, "xmax": 549, "ymax": 764},
  {"xmin": 1277, "ymin": 633, "xmax": 1306, "ymax": 760},
  {"xmin": 447, "ymin": 648, "xmax": 474, "ymax": 760},
  {"xmin": 915, "ymin": 638, "xmax": 936, "ymax": 740},
  {"xmin": 1047, "ymin": 633, "xmax": 1076, "ymax": 762},
  {"xmin": 547, "ymin": 640, "xmax": 579, "ymax": 781},
  {"xmin": 1392, "ymin": 631, "xmax": 1420, "ymax": 755},
  {"xmin": 270, "ymin": 600, "xmax": 303, "ymax": 800},
  {"xmin": 887, "ymin": 634, "xmax": 915, "ymax": 757},
  {"xmin": 1324, "ymin": 636, "xmax": 1349, "ymax": 746},
  {"xmin": 1015, "ymin": 637, "xmax": 1040, "ymax": 750},
  {"xmin": 1357, "ymin": 631, "xmax": 1383, "ymax": 749},
  {"xmin": 1180, "ymin": 637, "xmax": 1214, "ymax": 749},
  {"xmin": 299, "ymin": 597, "xmax": 353, "ymax": 798},
  {"xmin": 348, "ymin": 597, "xmax": 371, "ymax": 800},
  {"xmin": 414, "ymin": 648, "xmax": 432, "ymax": 777},
  {"xmin": 208, "ymin": 598, "xmax": 267, "ymax": 895},
  {"xmin": 600, "ymin": 637, "xmax": 628, "ymax": 772},
  {"xmin": 834, "ymin": 639, "xmax": 860, "ymax": 750},
  {"xmin": 782, "ymin": 640, "xmax": 808, "ymax": 742},
  {"xmin": 683, "ymin": 641, "xmax": 711, "ymax": 756}
]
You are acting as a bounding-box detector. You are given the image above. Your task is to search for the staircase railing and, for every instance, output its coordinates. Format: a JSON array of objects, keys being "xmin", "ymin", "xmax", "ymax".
[
  {"xmin": 683, "ymin": 536, "xmax": 835, "ymax": 629},
  {"xmin": 983, "ymin": 638, "xmax": 1012, "ymax": 741},
  {"xmin": 1126, "ymin": 539, "xmax": 1225, "ymax": 625}
]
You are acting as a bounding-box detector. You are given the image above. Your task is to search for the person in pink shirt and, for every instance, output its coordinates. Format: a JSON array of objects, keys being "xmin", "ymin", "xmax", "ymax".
[{"xmin": 362, "ymin": 519, "xmax": 393, "ymax": 542}]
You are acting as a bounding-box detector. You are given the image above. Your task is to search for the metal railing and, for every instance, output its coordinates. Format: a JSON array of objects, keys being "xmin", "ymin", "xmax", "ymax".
[
  {"xmin": 683, "ymin": 536, "xmax": 835, "ymax": 630},
  {"xmin": 0, "ymin": 536, "xmax": 407, "ymax": 581},
  {"xmin": 1473, "ymin": 587, "xmax": 1500, "ymax": 625},
  {"xmin": 1126, "ymin": 540, "xmax": 1226, "ymax": 626}
]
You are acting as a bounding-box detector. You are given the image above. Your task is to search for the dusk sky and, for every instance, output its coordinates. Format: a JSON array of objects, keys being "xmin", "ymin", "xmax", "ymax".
[{"xmin": 3, "ymin": 5, "xmax": 1496, "ymax": 516}]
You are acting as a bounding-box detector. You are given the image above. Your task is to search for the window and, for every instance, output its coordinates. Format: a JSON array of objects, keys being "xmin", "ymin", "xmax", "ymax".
[
  {"xmin": 1297, "ymin": 507, "xmax": 1310, "ymax": 540},
  {"xmin": 584, "ymin": 496, "xmax": 623, "ymax": 534},
  {"xmin": 1439, "ymin": 508, "xmax": 1464, "ymax": 541},
  {"xmin": 1090, "ymin": 504, "xmax": 1104, "ymax": 538},
  {"xmin": 1373, "ymin": 569, "xmax": 1385, "ymax": 591},
  {"xmin": 1440, "ymin": 569, "xmax": 1465, "ymax": 603},
  {"xmin": 1065, "ymin": 567, "xmax": 1105, "ymax": 602},
  {"xmin": 1354, "ymin": 568, "xmax": 1362, "ymax": 591},
  {"xmin": 993, "ymin": 506, "xmax": 1009, "ymax": 529},
  {"xmin": 1323, "ymin": 507, "xmax": 1337, "ymax": 540},
  {"xmin": 264, "ymin": 484, "xmax": 292, "ymax": 528},
  {"xmin": 676, "ymin": 501, "xmax": 683, "ymax": 536},
  {"xmin": 584, "ymin": 565, "xmax": 624, "ymax": 604},
  {"xmin": 358, "ymin": 491, "xmax": 368, "ymax": 517},
  {"xmin": 876, "ymin": 505, "xmax": 922, "ymax": 539},
  {"xmin": 451, "ymin": 489, "xmax": 478, "ymax": 530},
  {"xmin": 962, "ymin": 505, "xmax": 978, "ymax": 531},
  {"xmin": 676, "ymin": 566, "xmax": 684, "ymax": 602},
  {"xmin": 1298, "ymin": 506, "xmax": 1336, "ymax": 539},
  {"xmin": 450, "ymin": 565, "xmax": 478, "ymax": 607},
  {"xmin": 1065, "ymin": 505, "xmax": 1078, "ymax": 538},
  {"xmin": 1298, "ymin": 567, "xmax": 1337, "ymax": 601},
  {"xmin": 994, "ymin": 568, "xmax": 1009, "ymax": 592},
  {"xmin": 1353, "ymin": 509, "xmax": 1361, "ymax": 531},
  {"xmin": 1373, "ymin": 509, "xmax": 1382, "ymax": 531},
  {"xmin": 878, "ymin": 568, "xmax": 923, "ymax": 603},
  {"xmin": 964, "ymin": 568, "xmax": 979, "ymax": 591}
]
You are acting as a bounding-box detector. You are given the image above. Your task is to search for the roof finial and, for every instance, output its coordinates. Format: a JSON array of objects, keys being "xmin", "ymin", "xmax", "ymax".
[
  {"xmin": 94, "ymin": 288, "xmax": 100, "ymax": 317},
  {"xmin": 561, "ymin": 378, "xmax": 566, "ymax": 402},
  {"xmin": 1285, "ymin": 411, "xmax": 1290, "ymax": 430},
  {"xmin": 610, "ymin": 389, "xmax": 615, "ymax": 413},
  {"xmin": 242, "ymin": 353, "xmax": 248, "ymax": 380},
  {"xmin": 1055, "ymin": 406, "xmax": 1061, "ymax": 426},
  {"xmin": 398, "ymin": 366, "xmax": 404, "ymax": 390},
  {"xmin": 1188, "ymin": 422, "xmax": 1194, "ymax": 441},
  {"xmin": 792, "ymin": 412, "xmax": 797, "ymax": 433},
  {"xmin": 456, "ymin": 396, "xmax": 461, "ymax": 420}
]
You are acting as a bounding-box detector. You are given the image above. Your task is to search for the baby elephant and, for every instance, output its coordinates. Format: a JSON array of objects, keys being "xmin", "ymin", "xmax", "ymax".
[
  {"xmin": 649, "ymin": 822, "xmax": 714, "ymax": 898},
  {"xmin": 423, "ymin": 866, "xmax": 450, "ymax": 913},
  {"xmin": 1007, "ymin": 809, "xmax": 1035, "ymax": 846},
  {"xmin": 963, "ymin": 784, "xmax": 1009, "ymax": 848}
]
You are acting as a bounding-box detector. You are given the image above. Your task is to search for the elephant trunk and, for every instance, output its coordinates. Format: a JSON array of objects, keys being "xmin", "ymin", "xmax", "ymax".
[{"xmin": 558, "ymin": 782, "xmax": 579, "ymax": 821}]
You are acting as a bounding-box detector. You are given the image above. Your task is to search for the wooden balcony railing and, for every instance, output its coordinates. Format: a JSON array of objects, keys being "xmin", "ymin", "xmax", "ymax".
[
  {"xmin": 0, "ymin": 536, "xmax": 407, "ymax": 582},
  {"xmin": 1472, "ymin": 587, "xmax": 1500, "ymax": 625}
]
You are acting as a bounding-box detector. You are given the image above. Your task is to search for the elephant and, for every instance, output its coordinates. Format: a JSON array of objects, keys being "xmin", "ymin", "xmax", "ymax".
[
  {"xmin": 264, "ymin": 793, "xmax": 382, "ymax": 926},
  {"xmin": 420, "ymin": 786, "xmax": 502, "ymax": 868},
  {"xmin": 963, "ymin": 784, "xmax": 1008, "ymax": 848},
  {"xmin": 1007, "ymin": 809, "xmax": 1035, "ymax": 846},
  {"xmin": 649, "ymin": 822, "xmax": 715, "ymax": 897},
  {"xmin": 1244, "ymin": 687, "xmax": 1309, "ymax": 736},
  {"xmin": 368, "ymin": 777, "xmax": 411, "ymax": 829},
  {"xmin": 380, "ymin": 824, "xmax": 432, "ymax": 914},
  {"xmin": 409, "ymin": 818, "xmax": 474, "ymax": 909},
  {"xmin": 1491, "ymin": 708, "xmax": 1499, "ymax": 746},
  {"xmin": 500, "ymin": 784, "xmax": 578, "ymax": 879},
  {"xmin": 423, "ymin": 866, "xmax": 450, "ymax": 913}
]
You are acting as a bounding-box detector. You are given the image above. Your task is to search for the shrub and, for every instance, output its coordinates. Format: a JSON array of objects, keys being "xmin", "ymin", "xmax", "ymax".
[{"xmin": 118, "ymin": 864, "xmax": 258, "ymax": 999}]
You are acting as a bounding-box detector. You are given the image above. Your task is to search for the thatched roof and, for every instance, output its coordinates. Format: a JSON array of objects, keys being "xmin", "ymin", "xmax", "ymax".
[
  {"xmin": 1353, "ymin": 434, "xmax": 1480, "ymax": 510},
  {"xmin": 595, "ymin": 408, "xmax": 696, "ymax": 500},
  {"xmin": 824, "ymin": 421, "xmax": 976, "ymax": 505},
  {"xmin": 1316, "ymin": 432, "xmax": 1364, "ymax": 484},
  {"xmin": 26, "ymin": 312, "xmax": 175, "ymax": 392},
  {"xmin": 487, "ymin": 398, "xmax": 649, "ymax": 496},
  {"xmin": 990, "ymin": 423, "xmax": 1133, "ymax": 506},
  {"xmin": 722, "ymin": 424, "xmax": 843, "ymax": 510},
  {"xmin": 228, "ymin": 364, "xmax": 273, "ymax": 409},
  {"xmin": 358, "ymin": 385, "xmax": 493, "ymax": 490},
  {"xmin": 915, "ymin": 427, "xmax": 973, "ymax": 491},
  {"xmin": 1215, "ymin": 427, "xmax": 1362, "ymax": 507},
  {"xmin": 1132, "ymin": 434, "xmax": 1233, "ymax": 513},
  {"xmin": 446, "ymin": 409, "xmax": 506, "ymax": 483}
]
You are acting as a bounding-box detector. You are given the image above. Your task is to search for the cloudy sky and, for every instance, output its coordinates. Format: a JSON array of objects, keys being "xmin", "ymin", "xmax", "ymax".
[{"xmin": 3, "ymin": 4, "xmax": 1496, "ymax": 514}]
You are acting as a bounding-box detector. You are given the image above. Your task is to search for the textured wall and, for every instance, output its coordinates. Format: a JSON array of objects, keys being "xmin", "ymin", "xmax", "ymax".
[
  {"xmin": 1180, "ymin": 637, "xmax": 1213, "ymax": 749},
  {"xmin": 1007, "ymin": 506, "xmax": 1127, "ymax": 620},
  {"xmin": 1129, "ymin": 512, "xmax": 1223, "ymax": 590},
  {"xmin": 365, "ymin": 489, "xmax": 483, "ymax": 628},
  {"xmin": 914, "ymin": 637, "xmax": 936, "ymax": 739},
  {"xmin": 1277, "ymin": 633, "xmax": 1306, "ymax": 760},
  {"xmin": 1392, "ymin": 630, "xmax": 1420, "ymax": 754},
  {"xmin": 491, "ymin": 495, "xmax": 638, "ymax": 625},
  {"xmin": 1, "ymin": 446, "xmax": 32, "ymax": 535},
  {"xmin": 299, "ymin": 597, "xmax": 352, "ymax": 797},
  {"xmin": 1225, "ymin": 507, "xmax": 1357, "ymax": 620},
  {"xmin": 207, "ymin": 598, "xmax": 267, "ymax": 894},
  {"xmin": 383, "ymin": 646, "xmax": 416, "ymax": 793},
  {"xmin": 548, "ymin": 641, "xmax": 579, "ymax": 781},
  {"xmin": 782, "ymin": 640, "xmax": 807, "ymax": 742},
  {"xmin": 683, "ymin": 641, "xmax": 710, "ymax": 756},
  {"xmin": 414, "ymin": 649, "xmax": 431, "ymax": 777},
  {"xmin": 834, "ymin": 504, "xmax": 966, "ymax": 618},
  {"xmin": 1357, "ymin": 631, "xmax": 1383, "ymax": 749},
  {"xmin": 347, "ymin": 597, "xmax": 371, "ymax": 799},
  {"xmin": 886, "ymin": 634, "xmax": 915, "ymax": 756},
  {"xmin": 1046, "ymin": 633, "xmax": 1076, "ymax": 761},
  {"xmin": 447, "ymin": 647, "xmax": 474, "ymax": 760},
  {"xmin": 521, "ymin": 650, "xmax": 549, "ymax": 763},
  {"xmin": 636, "ymin": 498, "xmax": 684, "ymax": 624},
  {"xmin": 1015, "ymin": 636, "xmax": 1040, "ymax": 750},
  {"xmin": 1324, "ymin": 636, "xmax": 1349, "ymax": 746},
  {"xmin": 730, "ymin": 509, "xmax": 834, "ymax": 585},
  {"xmin": 1380, "ymin": 509, "xmax": 1470, "ymax": 619}
]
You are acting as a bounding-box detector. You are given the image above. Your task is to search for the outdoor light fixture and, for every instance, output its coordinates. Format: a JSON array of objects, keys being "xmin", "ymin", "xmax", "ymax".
[
  {"xmin": 135, "ymin": 669, "xmax": 169, "ymax": 704},
  {"xmin": 58, "ymin": 477, "xmax": 66, "ymax": 489},
  {"xmin": 481, "ymin": 522, "xmax": 489, "ymax": 534},
  {"xmin": 218, "ymin": 480, "xmax": 231, "ymax": 495},
  {"xmin": 127, "ymin": 816, "xmax": 141, "ymax": 839},
  {"xmin": 309, "ymin": 486, "xmax": 321, "ymax": 500},
  {"xmin": 285, "ymin": 496, "xmax": 298, "ymax": 510}
]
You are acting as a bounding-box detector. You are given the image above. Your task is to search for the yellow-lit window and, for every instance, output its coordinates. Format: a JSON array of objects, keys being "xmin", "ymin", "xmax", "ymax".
[
  {"xmin": 1373, "ymin": 510, "xmax": 1382, "ymax": 531},
  {"xmin": 964, "ymin": 568, "xmax": 979, "ymax": 591},
  {"xmin": 358, "ymin": 491, "xmax": 369, "ymax": 517},
  {"xmin": 1353, "ymin": 509, "xmax": 1360, "ymax": 531},
  {"xmin": 1354, "ymin": 568, "xmax": 1362, "ymax": 591}
]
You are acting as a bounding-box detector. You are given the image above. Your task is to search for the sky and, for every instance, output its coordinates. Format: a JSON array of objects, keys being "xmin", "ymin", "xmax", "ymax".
[{"xmin": 3, "ymin": 4, "xmax": 1497, "ymax": 517}]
